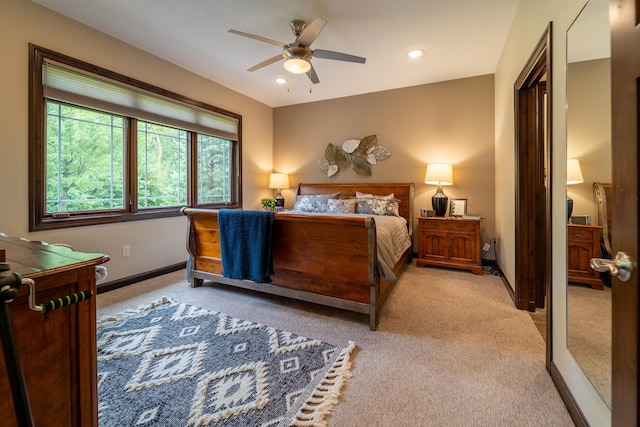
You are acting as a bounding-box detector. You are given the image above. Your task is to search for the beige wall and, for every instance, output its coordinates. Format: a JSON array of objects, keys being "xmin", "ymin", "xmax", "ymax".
[
  {"xmin": 0, "ymin": 0, "xmax": 273, "ymax": 281},
  {"xmin": 494, "ymin": 0, "xmax": 610, "ymax": 424},
  {"xmin": 273, "ymin": 75, "xmax": 496, "ymax": 251},
  {"xmin": 494, "ymin": 0, "xmax": 584, "ymax": 286},
  {"xmin": 567, "ymin": 58, "xmax": 612, "ymax": 221}
]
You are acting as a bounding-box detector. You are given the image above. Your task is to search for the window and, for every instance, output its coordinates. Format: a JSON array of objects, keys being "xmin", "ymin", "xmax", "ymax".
[
  {"xmin": 46, "ymin": 102, "xmax": 126, "ymax": 212},
  {"xmin": 136, "ymin": 121, "xmax": 188, "ymax": 208},
  {"xmin": 197, "ymin": 134, "xmax": 233, "ymax": 205},
  {"xmin": 29, "ymin": 44, "xmax": 242, "ymax": 230}
]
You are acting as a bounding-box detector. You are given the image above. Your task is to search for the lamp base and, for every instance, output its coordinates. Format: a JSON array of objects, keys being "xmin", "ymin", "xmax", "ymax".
[
  {"xmin": 432, "ymin": 189, "xmax": 448, "ymax": 217},
  {"xmin": 275, "ymin": 192, "xmax": 285, "ymax": 212},
  {"xmin": 567, "ymin": 196, "xmax": 573, "ymax": 222}
]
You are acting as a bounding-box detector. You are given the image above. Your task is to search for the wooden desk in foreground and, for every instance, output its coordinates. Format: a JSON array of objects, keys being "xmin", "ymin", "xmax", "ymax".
[{"xmin": 0, "ymin": 236, "xmax": 109, "ymax": 427}]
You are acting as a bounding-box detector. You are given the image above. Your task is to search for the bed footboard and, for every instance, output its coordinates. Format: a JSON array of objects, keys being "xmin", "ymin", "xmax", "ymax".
[{"xmin": 181, "ymin": 208, "xmax": 385, "ymax": 329}]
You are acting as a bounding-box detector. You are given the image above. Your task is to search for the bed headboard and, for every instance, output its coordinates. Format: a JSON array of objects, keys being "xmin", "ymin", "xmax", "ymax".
[{"xmin": 296, "ymin": 182, "xmax": 415, "ymax": 232}]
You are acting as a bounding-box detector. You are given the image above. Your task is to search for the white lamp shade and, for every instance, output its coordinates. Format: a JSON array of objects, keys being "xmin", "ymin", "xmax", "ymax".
[
  {"xmin": 269, "ymin": 173, "xmax": 290, "ymax": 189},
  {"xmin": 567, "ymin": 159, "xmax": 584, "ymax": 185},
  {"xmin": 283, "ymin": 58, "xmax": 311, "ymax": 74},
  {"xmin": 424, "ymin": 163, "xmax": 453, "ymax": 186}
]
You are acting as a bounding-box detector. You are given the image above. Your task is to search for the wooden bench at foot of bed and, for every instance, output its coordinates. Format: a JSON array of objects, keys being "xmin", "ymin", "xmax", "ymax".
[{"xmin": 181, "ymin": 182, "xmax": 414, "ymax": 330}]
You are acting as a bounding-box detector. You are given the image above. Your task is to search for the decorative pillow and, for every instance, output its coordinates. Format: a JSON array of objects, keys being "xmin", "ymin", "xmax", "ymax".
[
  {"xmin": 355, "ymin": 197, "xmax": 400, "ymax": 216},
  {"xmin": 355, "ymin": 191, "xmax": 395, "ymax": 200},
  {"xmin": 327, "ymin": 198, "xmax": 357, "ymax": 214},
  {"xmin": 293, "ymin": 192, "xmax": 341, "ymax": 213}
]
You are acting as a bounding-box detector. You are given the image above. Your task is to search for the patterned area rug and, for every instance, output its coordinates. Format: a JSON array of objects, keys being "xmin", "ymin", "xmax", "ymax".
[{"xmin": 97, "ymin": 298, "xmax": 355, "ymax": 427}]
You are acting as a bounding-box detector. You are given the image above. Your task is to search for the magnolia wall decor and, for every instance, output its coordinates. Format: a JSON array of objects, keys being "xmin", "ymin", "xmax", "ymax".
[{"xmin": 316, "ymin": 135, "xmax": 391, "ymax": 177}]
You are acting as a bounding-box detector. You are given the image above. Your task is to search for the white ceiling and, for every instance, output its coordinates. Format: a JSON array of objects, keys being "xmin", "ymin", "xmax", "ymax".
[{"xmin": 33, "ymin": 0, "xmax": 520, "ymax": 108}]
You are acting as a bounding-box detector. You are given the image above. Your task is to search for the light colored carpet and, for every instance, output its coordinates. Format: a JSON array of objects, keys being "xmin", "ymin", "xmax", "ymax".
[{"xmin": 97, "ymin": 263, "xmax": 574, "ymax": 426}]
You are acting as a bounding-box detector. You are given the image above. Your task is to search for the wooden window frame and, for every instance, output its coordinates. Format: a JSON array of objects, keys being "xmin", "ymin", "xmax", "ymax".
[{"xmin": 28, "ymin": 44, "xmax": 242, "ymax": 231}]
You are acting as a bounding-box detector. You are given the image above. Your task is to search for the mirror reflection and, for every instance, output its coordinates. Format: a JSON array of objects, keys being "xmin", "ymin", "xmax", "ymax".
[{"xmin": 566, "ymin": 0, "xmax": 612, "ymax": 408}]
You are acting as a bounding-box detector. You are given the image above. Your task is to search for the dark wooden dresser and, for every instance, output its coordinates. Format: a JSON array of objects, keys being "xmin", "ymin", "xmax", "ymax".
[{"xmin": 0, "ymin": 236, "xmax": 109, "ymax": 427}]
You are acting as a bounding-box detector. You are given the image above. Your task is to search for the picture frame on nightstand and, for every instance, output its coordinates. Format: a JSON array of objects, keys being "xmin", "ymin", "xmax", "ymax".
[{"xmin": 449, "ymin": 198, "xmax": 467, "ymax": 216}]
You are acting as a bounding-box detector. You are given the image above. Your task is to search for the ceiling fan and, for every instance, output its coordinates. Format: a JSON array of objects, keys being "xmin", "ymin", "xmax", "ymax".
[{"xmin": 228, "ymin": 17, "xmax": 366, "ymax": 84}]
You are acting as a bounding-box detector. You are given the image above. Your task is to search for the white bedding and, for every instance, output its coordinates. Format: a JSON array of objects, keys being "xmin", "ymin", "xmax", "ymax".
[{"xmin": 277, "ymin": 211, "xmax": 412, "ymax": 281}]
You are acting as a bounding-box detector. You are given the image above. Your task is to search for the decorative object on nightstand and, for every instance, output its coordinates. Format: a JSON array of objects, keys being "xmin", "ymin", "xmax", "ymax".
[
  {"xmin": 449, "ymin": 198, "xmax": 467, "ymax": 217},
  {"xmin": 260, "ymin": 198, "xmax": 277, "ymax": 211},
  {"xmin": 416, "ymin": 216, "xmax": 482, "ymax": 275},
  {"xmin": 420, "ymin": 208, "xmax": 436, "ymax": 217},
  {"xmin": 566, "ymin": 158, "xmax": 584, "ymax": 221},
  {"xmin": 269, "ymin": 173, "xmax": 289, "ymax": 212},
  {"xmin": 424, "ymin": 163, "xmax": 453, "ymax": 217}
]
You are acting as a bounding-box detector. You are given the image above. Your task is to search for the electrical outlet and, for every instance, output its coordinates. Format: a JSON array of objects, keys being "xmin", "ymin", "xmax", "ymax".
[
  {"xmin": 122, "ymin": 245, "xmax": 130, "ymax": 257},
  {"xmin": 482, "ymin": 243, "xmax": 491, "ymax": 252}
]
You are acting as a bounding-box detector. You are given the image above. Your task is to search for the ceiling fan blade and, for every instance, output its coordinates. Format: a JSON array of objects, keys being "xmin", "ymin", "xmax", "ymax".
[
  {"xmin": 306, "ymin": 63, "xmax": 320, "ymax": 84},
  {"xmin": 313, "ymin": 49, "xmax": 366, "ymax": 64},
  {"xmin": 296, "ymin": 17, "xmax": 327, "ymax": 46},
  {"xmin": 228, "ymin": 29, "xmax": 285, "ymax": 48},
  {"xmin": 247, "ymin": 55, "xmax": 283, "ymax": 72}
]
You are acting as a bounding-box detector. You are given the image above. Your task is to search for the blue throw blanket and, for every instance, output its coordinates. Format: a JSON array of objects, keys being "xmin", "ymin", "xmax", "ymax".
[{"xmin": 218, "ymin": 209, "xmax": 275, "ymax": 283}]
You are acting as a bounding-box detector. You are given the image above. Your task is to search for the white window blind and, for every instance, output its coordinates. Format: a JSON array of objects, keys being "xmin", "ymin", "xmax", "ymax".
[{"xmin": 43, "ymin": 60, "xmax": 239, "ymax": 140}]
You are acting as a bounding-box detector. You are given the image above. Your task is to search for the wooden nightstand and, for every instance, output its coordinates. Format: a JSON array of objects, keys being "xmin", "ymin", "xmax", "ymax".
[
  {"xmin": 567, "ymin": 223, "xmax": 604, "ymax": 289},
  {"xmin": 416, "ymin": 216, "xmax": 482, "ymax": 275}
]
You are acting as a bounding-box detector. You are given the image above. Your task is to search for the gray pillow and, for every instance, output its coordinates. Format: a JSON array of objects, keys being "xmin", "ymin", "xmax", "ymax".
[
  {"xmin": 355, "ymin": 197, "xmax": 401, "ymax": 216},
  {"xmin": 293, "ymin": 192, "xmax": 341, "ymax": 212}
]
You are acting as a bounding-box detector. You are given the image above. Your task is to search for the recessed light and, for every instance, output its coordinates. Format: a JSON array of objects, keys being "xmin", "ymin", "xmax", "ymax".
[
  {"xmin": 275, "ymin": 78, "xmax": 287, "ymax": 84},
  {"xmin": 407, "ymin": 49, "xmax": 424, "ymax": 59}
]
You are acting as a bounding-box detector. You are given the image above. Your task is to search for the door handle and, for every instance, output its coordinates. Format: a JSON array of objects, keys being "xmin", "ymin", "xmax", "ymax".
[{"xmin": 590, "ymin": 251, "xmax": 634, "ymax": 282}]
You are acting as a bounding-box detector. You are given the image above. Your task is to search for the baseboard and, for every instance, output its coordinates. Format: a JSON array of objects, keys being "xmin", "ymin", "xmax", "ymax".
[
  {"xmin": 493, "ymin": 264, "xmax": 515, "ymax": 304},
  {"xmin": 549, "ymin": 362, "xmax": 588, "ymax": 427},
  {"xmin": 97, "ymin": 262, "xmax": 186, "ymax": 294}
]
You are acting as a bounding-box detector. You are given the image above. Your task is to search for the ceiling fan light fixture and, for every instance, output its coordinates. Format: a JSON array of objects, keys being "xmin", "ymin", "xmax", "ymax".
[
  {"xmin": 283, "ymin": 58, "xmax": 311, "ymax": 74},
  {"xmin": 229, "ymin": 17, "xmax": 365, "ymax": 85}
]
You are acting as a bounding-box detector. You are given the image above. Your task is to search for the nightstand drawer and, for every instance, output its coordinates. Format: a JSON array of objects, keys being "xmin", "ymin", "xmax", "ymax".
[
  {"xmin": 568, "ymin": 227, "xmax": 596, "ymax": 242},
  {"xmin": 421, "ymin": 219, "xmax": 476, "ymax": 233}
]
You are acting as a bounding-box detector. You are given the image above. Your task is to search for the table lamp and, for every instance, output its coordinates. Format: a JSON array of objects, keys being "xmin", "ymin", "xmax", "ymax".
[
  {"xmin": 269, "ymin": 173, "xmax": 290, "ymax": 212},
  {"xmin": 425, "ymin": 163, "xmax": 453, "ymax": 216},
  {"xmin": 566, "ymin": 159, "xmax": 584, "ymax": 221}
]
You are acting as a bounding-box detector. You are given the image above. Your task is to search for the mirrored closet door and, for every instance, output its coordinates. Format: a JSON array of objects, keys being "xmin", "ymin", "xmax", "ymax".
[{"xmin": 565, "ymin": 0, "xmax": 612, "ymax": 408}]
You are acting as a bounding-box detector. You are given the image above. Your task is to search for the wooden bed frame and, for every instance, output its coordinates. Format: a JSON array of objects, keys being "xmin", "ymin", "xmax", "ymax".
[{"xmin": 181, "ymin": 182, "xmax": 414, "ymax": 330}]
